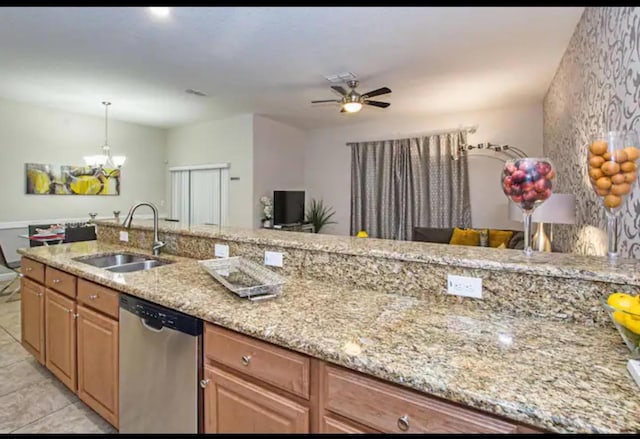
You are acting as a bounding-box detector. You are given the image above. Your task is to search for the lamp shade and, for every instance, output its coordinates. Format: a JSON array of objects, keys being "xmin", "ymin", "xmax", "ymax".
[{"xmin": 508, "ymin": 193, "xmax": 576, "ymax": 224}]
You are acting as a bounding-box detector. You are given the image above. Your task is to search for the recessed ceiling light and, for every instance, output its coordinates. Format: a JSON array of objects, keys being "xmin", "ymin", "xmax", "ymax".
[{"xmin": 149, "ymin": 7, "xmax": 170, "ymax": 18}]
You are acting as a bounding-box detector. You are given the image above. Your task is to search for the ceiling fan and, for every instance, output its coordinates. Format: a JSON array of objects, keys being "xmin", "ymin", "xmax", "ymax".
[{"xmin": 311, "ymin": 80, "xmax": 391, "ymax": 113}]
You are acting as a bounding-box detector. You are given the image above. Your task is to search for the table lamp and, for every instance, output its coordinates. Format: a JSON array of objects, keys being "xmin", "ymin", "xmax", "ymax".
[{"xmin": 508, "ymin": 193, "xmax": 576, "ymax": 252}]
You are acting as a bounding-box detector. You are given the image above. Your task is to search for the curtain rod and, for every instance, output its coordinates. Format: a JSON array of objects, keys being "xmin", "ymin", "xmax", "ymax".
[{"xmin": 345, "ymin": 124, "xmax": 479, "ymax": 146}]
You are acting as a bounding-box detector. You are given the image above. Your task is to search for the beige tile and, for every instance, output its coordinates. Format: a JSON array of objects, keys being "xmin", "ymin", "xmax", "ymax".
[
  {"xmin": 12, "ymin": 400, "xmax": 115, "ymax": 434},
  {"xmin": 0, "ymin": 311, "xmax": 21, "ymax": 341},
  {"xmin": 0, "ymin": 327, "xmax": 15, "ymax": 345},
  {"xmin": 0, "ymin": 378, "xmax": 77, "ymax": 433},
  {"xmin": 0, "ymin": 357, "xmax": 51, "ymax": 398},
  {"xmin": 0, "ymin": 340, "xmax": 31, "ymax": 369},
  {"xmin": 0, "ymin": 300, "xmax": 20, "ymax": 318}
]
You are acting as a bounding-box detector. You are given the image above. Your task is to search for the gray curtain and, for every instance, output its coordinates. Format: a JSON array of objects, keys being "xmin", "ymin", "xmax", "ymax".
[{"xmin": 350, "ymin": 131, "xmax": 471, "ymax": 240}]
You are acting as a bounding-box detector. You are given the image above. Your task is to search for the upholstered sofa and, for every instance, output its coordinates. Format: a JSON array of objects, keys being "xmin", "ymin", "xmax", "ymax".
[{"xmin": 412, "ymin": 227, "xmax": 525, "ymax": 249}]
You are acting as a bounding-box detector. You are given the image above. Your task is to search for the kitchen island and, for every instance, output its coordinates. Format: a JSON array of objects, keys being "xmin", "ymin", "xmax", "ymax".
[{"xmin": 17, "ymin": 240, "xmax": 640, "ymax": 433}]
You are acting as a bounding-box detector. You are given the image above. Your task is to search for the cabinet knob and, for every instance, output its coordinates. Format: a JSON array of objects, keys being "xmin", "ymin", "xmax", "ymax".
[
  {"xmin": 200, "ymin": 379, "xmax": 210, "ymax": 388},
  {"xmin": 52, "ymin": 279, "xmax": 61, "ymax": 284},
  {"xmin": 73, "ymin": 313, "xmax": 79, "ymax": 319},
  {"xmin": 66, "ymin": 308, "xmax": 72, "ymax": 314},
  {"xmin": 397, "ymin": 415, "xmax": 410, "ymax": 431},
  {"xmin": 25, "ymin": 267, "xmax": 33, "ymax": 272},
  {"xmin": 241, "ymin": 355, "xmax": 252, "ymax": 366},
  {"xmin": 89, "ymin": 294, "xmax": 98, "ymax": 300},
  {"xmin": 36, "ymin": 292, "xmax": 43, "ymax": 297}
]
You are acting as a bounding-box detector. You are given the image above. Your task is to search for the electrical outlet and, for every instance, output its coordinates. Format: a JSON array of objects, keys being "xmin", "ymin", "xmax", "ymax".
[
  {"xmin": 264, "ymin": 251, "xmax": 283, "ymax": 267},
  {"xmin": 119, "ymin": 231, "xmax": 129, "ymax": 242},
  {"xmin": 214, "ymin": 244, "xmax": 229, "ymax": 258},
  {"xmin": 447, "ymin": 274, "xmax": 482, "ymax": 299}
]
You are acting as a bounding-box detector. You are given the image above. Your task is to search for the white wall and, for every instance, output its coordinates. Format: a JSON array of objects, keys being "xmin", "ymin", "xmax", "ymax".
[
  {"xmin": 253, "ymin": 115, "xmax": 306, "ymax": 228},
  {"xmin": 0, "ymin": 97, "xmax": 167, "ymax": 262},
  {"xmin": 166, "ymin": 114, "xmax": 254, "ymax": 229},
  {"xmin": 304, "ymin": 104, "xmax": 543, "ymax": 235}
]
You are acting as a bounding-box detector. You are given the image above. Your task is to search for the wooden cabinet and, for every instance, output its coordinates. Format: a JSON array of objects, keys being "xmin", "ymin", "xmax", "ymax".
[
  {"xmin": 20, "ymin": 277, "xmax": 45, "ymax": 364},
  {"xmin": 45, "ymin": 266, "xmax": 77, "ymax": 298},
  {"xmin": 21, "ymin": 258, "xmax": 45, "ymax": 283},
  {"xmin": 204, "ymin": 324, "xmax": 310, "ymax": 399},
  {"xmin": 320, "ymin": 363, "xmax": 519, "ymax": 434},
  {"xmin": 45, "ymin": 288, "xmax": 77, "ymax": 392},
  {"xmin": 320, "ymin": 415, "xmax": 377, "ymax": 434},
  {"xmin": 77, "ymin": 304, "xmax": 119, "ymax": 428},
  {"xmin": 77, "ymin": 279, "xmax": 119, "ymax": 319},
  {"xmin": 204, "ymin": 366, "xmax": 309, "ymax": 433}
]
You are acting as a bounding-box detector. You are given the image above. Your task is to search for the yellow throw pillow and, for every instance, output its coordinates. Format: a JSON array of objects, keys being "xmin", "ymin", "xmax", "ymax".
[
  {"xmin": 449, "ymin": 227, "xmax": 481, "ymax": 246},
  {"xmin": 497, "ymin": 242, "xmax": 507, "ymax": 249},
  {"xmin": 489, "ymin": 229, "xmax": 513, "ymax": 248}
]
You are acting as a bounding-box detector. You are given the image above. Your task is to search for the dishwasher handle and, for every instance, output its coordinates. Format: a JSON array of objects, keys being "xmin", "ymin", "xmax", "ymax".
[{"xmin": 141, "ymin": 317, "xmax": 164, "ymax": 332}]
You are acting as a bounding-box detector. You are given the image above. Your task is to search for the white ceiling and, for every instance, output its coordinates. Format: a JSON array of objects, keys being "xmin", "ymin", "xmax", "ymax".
[{"xmin": 0, "ymin": 7, "xmax": 583, "ymax": 130}]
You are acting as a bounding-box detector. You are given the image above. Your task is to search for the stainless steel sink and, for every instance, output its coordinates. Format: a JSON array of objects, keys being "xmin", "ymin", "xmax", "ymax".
[
  {"xmin": 105, "ymin": 259, "xmax": 171, "ymax": 273},
  {"xmin": 74, "ymin": 252, "xmax": 173, "ymax": 273}
]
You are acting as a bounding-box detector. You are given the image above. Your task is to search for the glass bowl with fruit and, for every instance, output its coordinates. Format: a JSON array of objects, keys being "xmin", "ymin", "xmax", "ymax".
[
  {"xmin": 588, "ymin": 131, "xmax": 640, "ymax": 259},
  {"xmin": 501, "ymin": 158, "xmax": 555, "ymax": 255},
  {"xmin": 601, "ymin": 292, "xmax": 640, "ymax": 358}
]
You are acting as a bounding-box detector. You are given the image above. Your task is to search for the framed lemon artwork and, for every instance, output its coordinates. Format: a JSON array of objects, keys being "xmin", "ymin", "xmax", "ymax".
[{"xmin": 25, "ymin": 163, "xmax": 120, "ymax": 196}]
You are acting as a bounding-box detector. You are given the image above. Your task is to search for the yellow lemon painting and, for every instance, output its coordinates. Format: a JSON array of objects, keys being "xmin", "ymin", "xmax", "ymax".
[{"xmin": 26, "ymin": 163, "xmax": 120, "ymax": 196}]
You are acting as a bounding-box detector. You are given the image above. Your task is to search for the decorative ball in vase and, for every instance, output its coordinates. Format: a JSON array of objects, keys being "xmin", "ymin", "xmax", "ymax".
[
  {"xmin": 587, "ymin": 131, "xmax": 640, "ymax": 259},
  {"xmin": 501, "ymin": 158, "xmax": 555, "ymax": 255}
]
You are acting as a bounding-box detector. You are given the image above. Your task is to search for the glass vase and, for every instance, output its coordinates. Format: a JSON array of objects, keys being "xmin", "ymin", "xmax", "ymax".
[
  {"xmin": 501, "ymin": 158, "xmax": 556, "ymax": 255},
  {"xmin": 588, "ymin": 131, "xmax": 640, "ymax": 259}
]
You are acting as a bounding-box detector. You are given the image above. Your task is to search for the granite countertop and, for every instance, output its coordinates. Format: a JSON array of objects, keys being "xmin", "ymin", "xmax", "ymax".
[
  {"xmin": 96, "ymin": 219, "xmax": 640, "ymax": 286},
  {"xmin": 19, "ymin": 242, "xmax": 640, "ymax": 433}
]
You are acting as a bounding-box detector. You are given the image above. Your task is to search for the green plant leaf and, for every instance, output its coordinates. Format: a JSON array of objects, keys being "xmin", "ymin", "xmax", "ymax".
[{"xmin": 305, "ymin": 198, "xmax": 337, "ymax": 233}]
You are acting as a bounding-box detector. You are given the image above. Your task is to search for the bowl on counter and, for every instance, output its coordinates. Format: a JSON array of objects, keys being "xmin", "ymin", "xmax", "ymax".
[{"xmin": 601, "ymin": 298, "xmax": 640, "ymax": 358}]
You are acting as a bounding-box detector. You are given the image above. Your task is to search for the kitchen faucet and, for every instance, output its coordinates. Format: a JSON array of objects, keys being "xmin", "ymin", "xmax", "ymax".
[{"xmin": 122, "ymin": 202, "xmax": 166, "ymax": 256}]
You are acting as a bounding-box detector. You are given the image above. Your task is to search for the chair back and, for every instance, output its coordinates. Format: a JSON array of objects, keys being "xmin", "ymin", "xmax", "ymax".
[
  {"xmin": 28, "ymin": 223, "xmax": 57, "ymax": 247},
  {"xmin": 63, "ymin": 225, "xmax": 97, "ymax": 243},
  {"xmin": 0, "ymin": 244, "xmax": 8, "ymax": 269}
]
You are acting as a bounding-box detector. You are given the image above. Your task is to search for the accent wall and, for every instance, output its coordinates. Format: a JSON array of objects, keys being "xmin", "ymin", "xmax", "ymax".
[{"xmin": 543, "ymin": 7, "xmax": 640, "ymax": 258}]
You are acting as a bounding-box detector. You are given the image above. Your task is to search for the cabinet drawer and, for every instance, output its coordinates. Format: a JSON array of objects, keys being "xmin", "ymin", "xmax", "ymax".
[
  {"xmin": 45, "ymin": 266, "xmax": 77, "ymax": 298},
  {"xmin": 77, "ymin": 279, "xmax": 119, "ymax": 319},
  {"xmin": 322, "ymin": 365, "xmax": 518, "ymax": 434},
  {"xmin": 21, "ymin": 258, "xmax": 45, "ymax": 283},
  {"xmin": 204, "ymin": 324, "xmax": 310, "ymax": 399}
]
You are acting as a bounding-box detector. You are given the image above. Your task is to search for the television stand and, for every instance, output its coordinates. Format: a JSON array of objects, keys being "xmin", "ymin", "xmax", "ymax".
[{"xmin": 266, "ymin": 223, "xmax": 314, "ymax": 233}]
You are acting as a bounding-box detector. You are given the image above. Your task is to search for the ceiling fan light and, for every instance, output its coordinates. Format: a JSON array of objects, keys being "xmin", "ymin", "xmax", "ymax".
[
  {"xmin": 112, "ymin": 156, "xmax": 126, "ymax": 168},
  {"xmin": 343, "ymin": 102, "xmax": 362, "ymax": 113}
]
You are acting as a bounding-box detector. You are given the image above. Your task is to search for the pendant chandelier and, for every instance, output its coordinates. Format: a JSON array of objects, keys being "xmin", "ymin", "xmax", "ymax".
[{"xmin": 83, "ymin": 101, "xmax": 126, "ymax": 169}]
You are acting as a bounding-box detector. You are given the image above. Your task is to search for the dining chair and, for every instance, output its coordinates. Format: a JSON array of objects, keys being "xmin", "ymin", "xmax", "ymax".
[
  {"xmin": 0, "ymin": 244, "xmax": 21, "ymax": 302},
  {"xmin": 28, "ymin": 224, "xmax": 55, "ymax": 247}
]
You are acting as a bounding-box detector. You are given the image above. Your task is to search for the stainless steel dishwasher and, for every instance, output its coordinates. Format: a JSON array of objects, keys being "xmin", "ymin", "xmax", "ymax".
[{"xmin": 119, "ymin": 294, "xmax": 203, "ymax": 433}]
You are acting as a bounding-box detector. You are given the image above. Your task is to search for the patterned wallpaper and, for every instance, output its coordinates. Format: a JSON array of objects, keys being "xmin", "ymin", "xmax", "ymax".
[{"xmin": 544, "ymin": 7, "xmax": 640, "ymax": 259}]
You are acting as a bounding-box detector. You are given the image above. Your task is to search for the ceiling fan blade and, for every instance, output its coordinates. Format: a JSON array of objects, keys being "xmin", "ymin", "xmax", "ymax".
[
  {"xmin": 364, "ymin": 100, "xmax": 390, "ymax": 108},
  {"xmin": 331, "ymin": 85, "xmax": 348, "ymax": 96},
  {"xmin": 360, "ymin": 87, "xmax": 391, "ymax": 99},
  {"xmin": 311, "ymin": 99, "xmax": 340, "ymax": 103}
]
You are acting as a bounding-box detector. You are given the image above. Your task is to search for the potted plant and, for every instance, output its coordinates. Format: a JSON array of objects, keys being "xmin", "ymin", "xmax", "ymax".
[
  {"xmin": 305, "ymin": 199, "xmax": 336, "ymax": 233},
  {"xmin": 260, "ymin": 196, "xmax": 273, "ymax": 228}
]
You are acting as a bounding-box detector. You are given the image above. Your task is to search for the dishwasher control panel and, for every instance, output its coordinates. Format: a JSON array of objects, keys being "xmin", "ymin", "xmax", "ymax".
[{"xmin": 120, "ymin": 294, "xmax": 202, "ymax": 336}]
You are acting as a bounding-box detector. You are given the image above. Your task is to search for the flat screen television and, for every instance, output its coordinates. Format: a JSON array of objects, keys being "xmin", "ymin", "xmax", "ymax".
[{"xmin": 273, "ymin": 191, "xmax": 305, "ymax": 225}]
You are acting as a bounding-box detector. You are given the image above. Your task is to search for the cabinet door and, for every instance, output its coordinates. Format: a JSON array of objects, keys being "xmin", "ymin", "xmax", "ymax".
[
  {"xmin": 204, "ymin": 366, "xmax": 309, "ymax": 433},
  {"xmin": 321, "ymin": 415, "xmax": 375, "ymax": 434},
  {"xmin": 45, "ymin": 288, "xmax": 77, "ymax": 391},
  {"xmin": 20, "ymin": 278, "xmax": 45, "ymax": 364},
  {"xmin": 77, "ymin": 304, "xmax": 118, "ymax": 428}
]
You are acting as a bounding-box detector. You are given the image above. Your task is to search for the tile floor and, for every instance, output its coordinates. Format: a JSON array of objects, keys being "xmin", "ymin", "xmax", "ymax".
[{"xmin": 0, "ymin": 293, "xmax": 115, "ymax": 434}]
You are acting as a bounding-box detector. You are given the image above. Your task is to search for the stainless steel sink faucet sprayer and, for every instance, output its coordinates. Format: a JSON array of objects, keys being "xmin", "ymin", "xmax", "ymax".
[{"xmin": 122, "ymin": 202, "xmax": 166, "ymax": 256}]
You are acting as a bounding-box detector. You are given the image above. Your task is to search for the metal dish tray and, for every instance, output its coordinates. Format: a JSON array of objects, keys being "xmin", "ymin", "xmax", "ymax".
[{"xmin": 199, "ymin": 257, "xmax": 285, "ymax": 301}]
